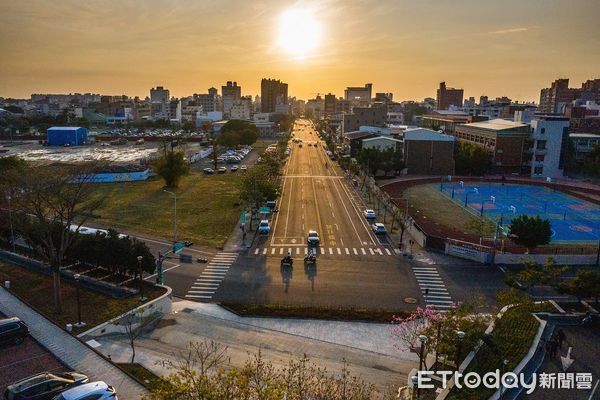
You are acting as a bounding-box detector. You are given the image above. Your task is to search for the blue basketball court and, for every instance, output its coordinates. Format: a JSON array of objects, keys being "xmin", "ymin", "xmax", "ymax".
[{"xmin": 439, "ymin": 183, "xmax": 600, "ymax": 243}]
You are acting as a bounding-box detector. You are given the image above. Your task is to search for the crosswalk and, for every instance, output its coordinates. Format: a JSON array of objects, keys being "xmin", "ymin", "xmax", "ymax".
[
  {"xmin": 411, "ymin": 265, "xmax": 454, "ymax": 310},
  {"xmin": 185, "ymin": 252, "xmax": 238, "ymax": 301},
  {"xmin": 252, "ymin": 246, "xmax": 400, "ymax": 257}
]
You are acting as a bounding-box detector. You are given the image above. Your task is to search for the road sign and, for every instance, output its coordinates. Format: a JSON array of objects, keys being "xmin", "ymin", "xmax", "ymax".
[
  {"xmin": 241, "ymin": 210, "xmax": 246, "ymax": 225},
  {"xmin": 173, "ymin": 241, "xmax": 185, "ymax": 253},
  {"xmin": 259, "ymin": 206, "xmax": 270, "ymax": 214}
]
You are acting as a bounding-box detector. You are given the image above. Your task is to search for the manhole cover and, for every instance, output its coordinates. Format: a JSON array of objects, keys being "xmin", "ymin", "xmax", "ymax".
[{"xmin": 404, "ymin": 297, "xmax": 417, "ymax": 304}]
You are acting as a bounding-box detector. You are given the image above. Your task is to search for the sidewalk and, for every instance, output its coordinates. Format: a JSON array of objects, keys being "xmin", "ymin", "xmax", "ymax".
[{"xmin": 0, "ymin": 287, "xmax": 147, "ymax": 399}]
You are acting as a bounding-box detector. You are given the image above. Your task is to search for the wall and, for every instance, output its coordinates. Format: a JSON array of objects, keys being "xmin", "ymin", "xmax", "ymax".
[
  {"xmin": 495, "ymin": 253, "xmax": 597, "ymax": 265},
  {"xmin": 87, "ymin": 169, "xmax": 151, "ymax": 183},
  {"xmin": 77, "ymin": 285, "xmax": 172, "ymax": 339},
  {"xmin": 404, "ymin": 140, "xmax": 454, "ymax": 175}
]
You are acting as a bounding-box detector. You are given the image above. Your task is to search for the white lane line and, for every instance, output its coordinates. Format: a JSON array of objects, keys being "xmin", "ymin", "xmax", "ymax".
[
  {"xmin": 361, "ymin": 248, "xmax": 366, "ymax": 255},
  {"xmin": 345, "ymin": 248, "xmax": 350, "ymax": 255},
  {"xmin": 369, "ymin": 248, "xmax": 375, "ymax": 255},
  {"xmin": 385, "ymin": 248, "xmax": 391, "ymax": 255},
  {"xmin": 337, "ymin": 248, "xmax": 341, "ymax": 255},
  {"xmin": 353, "ymin": 248, "xmax": 358, "ymax": 255},
  {"xmin": 145, "ymin": 263, "xmax": 181, "ymax": 280}
]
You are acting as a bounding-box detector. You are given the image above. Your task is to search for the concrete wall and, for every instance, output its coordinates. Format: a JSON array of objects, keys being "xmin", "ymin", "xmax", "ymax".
[
  {"xmin": 87, "ymin": 169, "xmax": 151, "ymax": 183},
  {"xmin": 404, "ymin": 140, "xmax": 454, "ymax": 175}
]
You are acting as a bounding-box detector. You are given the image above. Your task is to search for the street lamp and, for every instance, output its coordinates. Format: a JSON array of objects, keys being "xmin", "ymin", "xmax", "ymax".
[
  {"xmin": 417, "ymin": 335, "xmax": 428, "ymax": 399},
  {"xmin": 6, "ymin": 194, "xmax": 16, "ymax": 253},
  {"xmin": 137, "ymin": 255, "xmax": 145, "ymax": 302},
  {"xmin": 455, "ymin": 330, "xmax": 466, "ymax": 371},
  {"xmin": 73, "ymin": 274, "xmax": 85, "ymax": 328},
  {"xmin": 163, "ymin": 190, "xmax": 177, "ymax": 243},
  {"xmin": 500, "ymin": 359, "xmax": 509, "ymax": 399},
  {"xmin": 411, "ymin": 375, "xmax": 419, "ymax": 400}
]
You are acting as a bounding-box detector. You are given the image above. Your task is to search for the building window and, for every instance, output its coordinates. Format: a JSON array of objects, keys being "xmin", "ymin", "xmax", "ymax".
[
  {"xmin": 534, "ymin": 166, "xmax": 543, "ymax": 175},
  {"xmin": 535, "ymin": 155, "xmax": 545, "ymax": 162},
  {"xmin": 536, "ymin": 140, "xmax": 547, "ymax": 150},
  {"xmin": 540, "ymin": 128, "xmax": 545, "ymax": 134}
]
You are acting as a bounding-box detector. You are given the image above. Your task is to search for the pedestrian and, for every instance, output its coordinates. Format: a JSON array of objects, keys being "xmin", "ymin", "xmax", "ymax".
[{"xmin": 557, "ymin": 329, "xmax": 566, "ymax": 348}]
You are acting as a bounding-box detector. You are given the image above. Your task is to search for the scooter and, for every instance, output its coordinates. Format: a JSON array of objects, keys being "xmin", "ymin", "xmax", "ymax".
[{"xmin": 197, "ymin": 257, "xmax": 208, "ymax": 263}]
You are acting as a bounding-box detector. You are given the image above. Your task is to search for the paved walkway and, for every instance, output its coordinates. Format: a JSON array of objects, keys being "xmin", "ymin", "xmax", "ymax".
[{"xmin": 0, "ymin": 287, "xmax": 147, "ymax": 399}]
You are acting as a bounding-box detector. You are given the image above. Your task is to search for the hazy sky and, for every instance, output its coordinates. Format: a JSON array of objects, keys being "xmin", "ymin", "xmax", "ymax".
[{"xmin": 1, "ymin": 0, "xmax": 599, "ymax": 102}]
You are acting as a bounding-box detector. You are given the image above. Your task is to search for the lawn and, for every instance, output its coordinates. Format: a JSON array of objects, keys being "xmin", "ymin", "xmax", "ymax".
[
  {"xmin": 0, "ymin": 262, "xmax": 166, "ymax": 334},
  {"xmin": 404, "ymin": 184, "xmax": 496, "ymax": 237},
  {"xmin": 116, "ymin": 363, "xmax": 164, "ymax": 390},
  {"xmin": 86, "ymin": 171, "xmax": 243, "ymax": 248},
  {"xmin": 448, "ymin": 302, "xmax": 555, "ymax": 400}
]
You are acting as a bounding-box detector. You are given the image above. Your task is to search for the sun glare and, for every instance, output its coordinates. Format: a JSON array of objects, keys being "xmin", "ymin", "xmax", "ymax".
[{"xmin": 277, "ymin": 8, "xmax": 321, "ymax": 59}]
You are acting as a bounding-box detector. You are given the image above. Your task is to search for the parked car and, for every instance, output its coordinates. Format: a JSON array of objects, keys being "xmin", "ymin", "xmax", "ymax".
[
  {"xmin": 230, "ymin": 165, "xmax": 238, "ymax": 172},
  {"xmin": 217, "ymin": 166, "xmax": 227, "ymax": 173},
  {"xmin": 307, "ymin": 230, "xmax": 320, "ymax": 245},
  {"xmin": 364, "ymin": 209, "xmax": 376, "ymax": 220},
  {"xmin": 0, "ymin": 317, "xmax": 29, "ymax": 347},
  {"xmin": 203, "ymin": 168, "xmax": 214, "ymax": 175},
  {"xmin": 258, "ymin": 220, "xmax": 270, "ymax": 235},
  {"xmin": 372, "ymin": 223, "xmax": 387, "ymax": 235},
  {"xmin": 51, "ymin": 382, "xmax": 116, "ymax": 400},
  {"xmin": 5, "ymin": 372, "xmax": 89, "ymax": 400},
  {"xmin": 240, "ymin": 165, "xmax": 247, "ymax": 172},
  {"xmin": 266, "ymin": 200, "xmax": 277, "ymax": 209}
]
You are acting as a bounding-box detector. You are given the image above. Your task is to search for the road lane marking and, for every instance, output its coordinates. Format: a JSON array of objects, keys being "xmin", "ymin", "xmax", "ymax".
[
  {"xmin": 271, "ymin": 248, "xmax": 276, "ymax": 255},
  {"xmin": 385, "ymin": 248, "xmax": 391, "ymax": 255},
  {"xmin": 361, "ymin": 248, "xmax": 366, "ymax": 255},
  {"xmin": 254, "ymin": 249, "xmax": 259, "ymax": 255},
  {"xmin": 328, "ymin": 247, "xmax": 333, "ymax": 255},
  {"xmin": 145, "ymin": 263, "xmax": 181, "ymax": 280},
  {"xmin": 369, "ymin": 248, "xmax": 375, "ymax": 255},
  {"xmin": 337, "ymin": 248, "xmax": 341, "ymax": 255},
  {"xmin": 376, "ymin": 248, "xmax": 383, "ymax": 255},
  {"xmin": 263, "ymin": 248, "xmax": 267, "ymax": 255},
  {"xmin": 353, "ymin": 248, "xmax": 358, "ymax": 255},
  {"xmin": 345, "ymin": 248, "xmax": 350, "ymax": 255}
]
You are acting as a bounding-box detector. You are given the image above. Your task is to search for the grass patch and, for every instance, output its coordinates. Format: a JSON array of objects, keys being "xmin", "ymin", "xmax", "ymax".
[
  {"xmin": 86, "ymin": 171, "xmax": 243, "ymax": 248},
  {"xmin": 404, "ymin": 184, "xmax": 494, "ymax": 236},
  {"xmin": 0, "ymin": 262, "xmax": 166, "ymax": 334},
  {"xmin": 223, "ymin": 303, "xmax": 409, "ymax": 323},
  {"xmin": 448, "ymin": 302, "xmax": 555, "ymax": 400},
  {"xmin": 116, "ymin": 363, "xmax": 164, "ymax": 390}
]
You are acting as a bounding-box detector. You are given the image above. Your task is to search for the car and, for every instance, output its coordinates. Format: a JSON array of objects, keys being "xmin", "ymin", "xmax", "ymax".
[
  {"xmin": 364, "ymin": 209, "xmax": 376, "ymax": 220},
  {"xmin": 202, "ymin": 168, "xmax": 214, "ymax": 175},
  {"xmin": 258, "ymin": 220, "xmax": 270, "ymax": 235},
  {"xmin": 51, "ymin": 381, "xmax": 116, "ymax": 400},
  {"xmin": 230, "ymin": 165, "xmax": 238, "ymax": 172},
  {"xmin": 372, "ymin": 223, "xmax": 387, "ymax": 235},
  {"xmin": 217, "ymin": 166, "xmax": 227, "ymax": 173},
  {"xmin": 240, "ymin": 165, "xmax": 247, "ymax": 172},
  {"xmin": 266, "ymin": 200, "xmax": 277, "ymax": 209},
  {"xmin": 5, "ymin": 372, "xmax": 89, "ymax": 400},
  {"xmin": 307, "ymin": 230, "xmax": 320, "ymax": 245},
  {"xmin": 0, "ymin": 317, "xmax": 29, "ymax": 347}
]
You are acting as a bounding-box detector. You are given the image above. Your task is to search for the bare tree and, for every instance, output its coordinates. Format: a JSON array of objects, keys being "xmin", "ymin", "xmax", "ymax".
[
  {"xmin": 13, "ymin": 162, "xmax": 106, "ymax": 314},
  {"xmin": 118, "ymin": 306, "xmax": 161, "ymax": 364}
]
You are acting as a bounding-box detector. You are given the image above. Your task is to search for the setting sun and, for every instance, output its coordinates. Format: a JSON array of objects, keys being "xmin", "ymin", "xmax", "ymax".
[{"xmin": 277, "ymin": 8, "xmax": 321, "ymax": 59}]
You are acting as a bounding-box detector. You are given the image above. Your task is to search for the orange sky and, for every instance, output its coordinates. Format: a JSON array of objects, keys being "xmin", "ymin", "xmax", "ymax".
[{"xmin": 1, "ymin": 0, "xmax": 599, "ymax": 102}]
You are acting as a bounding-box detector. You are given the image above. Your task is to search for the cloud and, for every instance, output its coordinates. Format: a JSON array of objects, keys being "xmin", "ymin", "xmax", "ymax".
[{"xmin": 491, "ymin": 27, "xmax": 530, "ymax": 35}]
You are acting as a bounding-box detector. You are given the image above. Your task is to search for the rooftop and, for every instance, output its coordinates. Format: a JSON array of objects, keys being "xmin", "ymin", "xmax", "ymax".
[
  {"xmin": 47, "ymin": 126, "xmax": 86, "ymax": 131},
  {"xmin": 362, "ymin": 136, "xmax": 402, "ymax": 143},
  {"xmin": 461, "ymin": 118, "xmax": 528, "ymax": 131},
  {"xmin": 342, "ymin": 131, "xmax": 377, "ymax": 140},
  {"xmin": 404, "ymin": 128, "xmax": 454, "ymax": 142}
]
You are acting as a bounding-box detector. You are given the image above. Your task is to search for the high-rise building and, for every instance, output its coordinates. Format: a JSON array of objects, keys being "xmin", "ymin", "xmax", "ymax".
[
  {"xmin": 150, "ymin": 86, "xmax": 170, "ymax": 119},
  {"xmin": 221, "ymin": 81, "xmax": 241, "ymax": 118},
  {"xmin": 324, "ymin": 93, "xmax": 337, "ymax": 116},
  {"xmin": 193, "ymin": 88, "xmax": 218, "ymax": 113},
  {"xmin": 436, "ymin": 82, "xmax": 463, "ymax": 110},
  {"xmin": 539, "ymin": 78, "xmax": 580, "ymax": 114},
  {"xmin": 261, "ymin": 78, "xmax": 288, "ymax": 113},
  {"xmin": 345, "ymin": 84, "xmax": 372, "ymax": 108}
]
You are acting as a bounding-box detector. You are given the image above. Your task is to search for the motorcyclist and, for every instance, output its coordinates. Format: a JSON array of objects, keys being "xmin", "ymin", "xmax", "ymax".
[{"xmin": 282, "ymin": 251, "xmax": 293, "ymax": 265}]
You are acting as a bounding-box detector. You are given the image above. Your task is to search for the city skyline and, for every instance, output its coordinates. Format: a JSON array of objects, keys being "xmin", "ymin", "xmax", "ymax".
[{"xmin": 1, "ymin": 0, "xmax": 599, "ymax": 101}]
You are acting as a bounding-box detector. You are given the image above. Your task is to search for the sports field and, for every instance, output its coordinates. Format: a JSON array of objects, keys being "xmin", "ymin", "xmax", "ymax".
[{"xmin": 440, "ymin": 183, "xmax": 600, "ymax": 243}]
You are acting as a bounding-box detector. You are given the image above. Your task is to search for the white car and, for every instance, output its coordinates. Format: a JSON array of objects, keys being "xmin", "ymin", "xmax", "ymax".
[
  {"xmin": 364, "ymin": 209, "xmax": 376, "ymax": 220},
  {"xmin": 307, "ymin": 230, "xmax": 320, "ymax": 245},
  {"xmin": 240, "ymin": 165, "xmax": 247, "ymax": 172},
  {"xmin": 230, "ymin": 165, "xmax": 238, "ymax": 172},
  {"xmin": 52, "ymin": 381, "xmax": 117, "ymax": 400},
  {"xmin": 217, "ymin": 166, "xmax": 227, "ymax": 173},
  {"xmin": 372, "ymin": 223, "xmax": 387, "ymax": 235}
]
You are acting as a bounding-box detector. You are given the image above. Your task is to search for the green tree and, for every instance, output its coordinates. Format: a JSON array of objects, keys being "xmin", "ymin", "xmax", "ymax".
[
  {"xmin": 454, "ymin": 141, "xmax": 493, "ymax": 175},
  {"xmin": 509, "ymin": 258, "xmax": 568, "ymax": 290},
  {"xmin": 509, "ymin": 215, "xmax": 552, "ymax": 252},
  {"xmin": 218, "ymin": 119, "xmax": 259, "ymax": 147},
  {"xmin": 152, "ymin": 145, "xmax": 190, "ymax": 188},
  {"xmin": 556, "ymin": 269, "xmax": 600, "ymax": 304}
]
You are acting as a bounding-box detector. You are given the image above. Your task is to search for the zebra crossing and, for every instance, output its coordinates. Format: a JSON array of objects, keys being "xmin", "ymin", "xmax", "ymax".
[
  {"xmin": 252, "ymin": 246, "xmax": 400, "ymax": 257},
  {"xmin": 412, "ymin": 265, "xmax": 454, "ymax": 310},
  {"xmin": 185, "ymin": 252, "xmax": 238, "ymax": 301}
]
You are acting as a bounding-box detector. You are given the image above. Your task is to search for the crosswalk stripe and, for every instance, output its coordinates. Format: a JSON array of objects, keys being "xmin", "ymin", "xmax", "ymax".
[
  {"xmin": 337, "ymin": 248, "xmax": 341, "ymax": 255},
  {"xmin": 369, "ymin": 248, "xmax": 374, "ymax": 255},
  {"xmin": 376, "ymin": 248, "xmax": 383, "ymax": 255},
  {"xmin": 329, "ymin": 248, "xmax": 333, "ymax": 255},
  {"xmin": 279, "ymin": 248, "xmax": 284, "ymax": 255},
  {"xmin": 385, "ymin": 248, "xmax": 391, "ymax": 255},
  {"xmin": 188, "ymin": 290, "xmax": 216, "ymax": 294},
  {"xmin": 271, "ymin": 248, "xmax": 276, "ymax": 255},
  {"xmin": 192, "ymin": 285, "xmax": 219, "ymax": 289},
  {"xmin": 254, "ymin": 249, "xmax": 259, "ymax": 255},
  {"xmin": 425, "ymin": 295, "xmax": 452, "ymax": 299},
  {"xmin": 196, "ymin": 278, "xmax": 221, "ymax": 282},
  {"xmin": 414, "ymin": 273, "xmax": 440, "ymax": 278},
  {"xmin": 421, "ymin": 288, "xmax": 449, "ymax": 294},
  {"xmin": 213, "ymin": 256, "xmax": 237, "ymax": 260},
  {"xmin": 304, "ymin": 248, "xmax": 308, "ymax": 255},
  {"xmin": 320, "ymin": 247, "xmax": 325, "ymax": 255},
  {"xmin": 263, "ymin": 248, "xmax": 267, "ymax": 255},
  {"xmin": 353, "ymin": 248, "xmax": 358, "ymax": 255},
  {"xmin": 345, "ymin": 248, "xmax": 350, "ymax": 255},
  {"xmin": 417, "ymin": 278, "xmax": 443, "ymax": 283},
  {"xmin": 426, "ymin": 299, "xmax": 454, "ymax": 304},
  {"xmin": 394, "ymin": 249, "xmax": 401, "ymax": 254},
  {"xmin": 185, "ymin": 294, "xmax": 212, "ymax": 299},
  {"xmin": 361, "ymin": 248, "xmax": 366, "ymax": 255},
  {"xmin": 205, "ymin": 267, "xmax": 229, "ymax": 271},
  {"xmin": 296, "ymin": 248, "xmax": 300, "ymax": 255},
  {"xmin": 413, "ymin": 267, "xmax": 437, "ymax": 271},
  {"xmin": 419, "ymin": 283, "xmax": 446, "ymax": 288}
]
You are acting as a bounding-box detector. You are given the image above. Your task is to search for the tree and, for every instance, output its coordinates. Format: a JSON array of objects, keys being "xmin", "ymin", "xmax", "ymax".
[
  {"xmin": 390, "ymin": 306, "xmax": 442, "ymax": 351},
  {"xmin": 117, "ymin": 306, "xmax": 161, "ymax": 364},
  {"xmin": 509, "ymin": 258, "xmax": 568, "ymax": 289},
  {"xmin": 147, "ymin": 341, "xmax": 382, "ymax": 400},
  {"xmin": 556, "ymin": 269, "xmax": 600, "ymax": 304},
  {"xmin": 454, "ymin": 141, "xmax": 492, "ymax": 175},
  {"xmin": 218, "ymin": 120, "xmax": 259, "ymax": 147},
  {"xmin": 152, "ymin": 144, "xmax": 190, "ymax": 188},
  {"xmin": 239, "ymin": 165, "xmax": 279, "ymax": 210},
  {"xmin": 12, "ymin": 163, "xmax": 106, "ymax": 314},
  {"xmin": 509, "ymin": 215, "xmax": 552, "ymax": 252}
]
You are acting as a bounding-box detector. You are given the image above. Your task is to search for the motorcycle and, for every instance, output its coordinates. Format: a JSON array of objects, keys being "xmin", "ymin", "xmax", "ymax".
[
  {"xmin": 281, "ymin": 255, "xmax": 293, "ymax": 267},
  {"xmin": 304, "ymin": 253, "xmax": 317, "ymax": 265},
  {"xmin": 197, "ymin": 257, "xmax": 208, "ymax": 263}
]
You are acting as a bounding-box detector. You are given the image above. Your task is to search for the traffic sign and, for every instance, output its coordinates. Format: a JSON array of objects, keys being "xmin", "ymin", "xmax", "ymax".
[
  {"xmin": 259, "ymin": 206, "xmax": 270, "ymax": 214},
  {"xmin": 173, "ymin": 241, "xmax": 185, "ymax": 253},
  {"xmin": 241, "ymin": 210, "xmax": 246, "ymax": 225}
]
